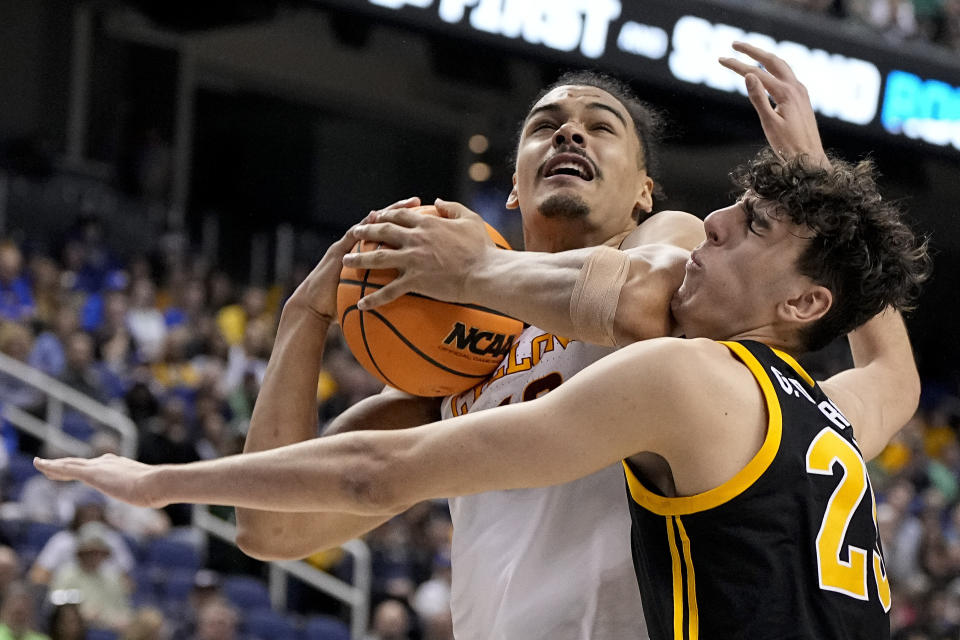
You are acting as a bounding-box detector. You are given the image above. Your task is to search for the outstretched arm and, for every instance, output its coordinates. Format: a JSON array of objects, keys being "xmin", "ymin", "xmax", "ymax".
[
  {"xmin": 34, "ymin": 339, "xmax": 699, "ymax": 514},
  {"xmin": 818, "ymin": 309, "xmax": 920, "ymax": 461}
]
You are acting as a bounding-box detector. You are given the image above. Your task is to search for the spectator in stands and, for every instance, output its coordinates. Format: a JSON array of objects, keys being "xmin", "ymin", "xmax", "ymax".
[
  {"xmin": 189, "ymin": 598, "xmax": 249, "ymax": 640},
  {"xmin": 57, "ymin": 332, "xmax": 107, "ymax": 404},
  {"xmin": 46, "ymin": 601, "xmax": 85, "ymax": 640},
  {"xmin": 945, "ymin": 0, "xmax": 960, "ymax": 47},
  {"xmin": 0, "ymin": 547, "xmax": 21, "ymax": 605},
  {"xmin": 170, "ymin": 570, "xmax": 221, "ymax": 639},
  {"xmin": 215, "ymin": 286, "xmax": 271, "ymax": 348},
  {"xmin": 366, "ymin": 600, "xmax": 411, "ymax": 640},
  {"xmin": 28, "ymin": 304, "xmax": 80, "ymax": 379},
  {"xmin": 411, "ymin": 553, "xmax": 451, "ymax": 640},
  {"xmin": 136, "ymin": 396, "xmax": 199, "ymax": 525},
  {"xmin": 150, "ymin": 326, "xmax": 203, "ymax": 392},
  {"xmin": 25, "ymin": 255, "xmax": 63, "ymax": 330},
  {"xmin": 121, "ymin": 607, "xmax": 168, "ymax": 640},
  {"xmin": 48, "ymin": 522, "xmax": 131, "ymax": 631},
  {"xmin": 218, "ymin": 318, "xmax": 271, "ymax": 399},
  {"xmin": 0, "ymin": 322, "xmax": 43, "ymax": 413},
  {"xmin": 0, "ymin": 582, "xmax": 47, "ymax": 640},
  {"xmin": 0, "ymin": 243, "xmax": 34, "ymax": 323},
  {"xmin": 126, "ymin": 277, "xmax": 166, "ymax": 364},
  {"xmin": 28, "ymin": 499, "xmax": 134, "ymax": 586}
]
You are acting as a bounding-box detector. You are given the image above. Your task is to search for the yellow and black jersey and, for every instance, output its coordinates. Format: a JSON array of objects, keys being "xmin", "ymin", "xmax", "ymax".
[{"xmin": 624, "ymin": 340, "xmax": 891, "ymax": 640}]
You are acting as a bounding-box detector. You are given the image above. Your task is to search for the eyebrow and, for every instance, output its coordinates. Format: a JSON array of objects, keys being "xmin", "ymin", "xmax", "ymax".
[{"xmin": 525, "ymin": 102, "xmax": 629, "ymax": 129}]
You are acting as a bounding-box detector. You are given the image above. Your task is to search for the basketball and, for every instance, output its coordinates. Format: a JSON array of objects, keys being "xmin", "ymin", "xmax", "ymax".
[{"xmin": 337, "ymin": 206, "xmax": 523, "ymax": 397}]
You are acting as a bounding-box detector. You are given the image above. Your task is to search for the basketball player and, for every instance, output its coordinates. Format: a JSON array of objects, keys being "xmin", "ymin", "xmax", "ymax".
[
  {"xmin": 230, "ymin": 42, "xmax": 823, "ymax": 639},
  {"xmin": 208, "ymin": 43, "xmax": 865, "ymax": 639},
  {"xmin": 33, "ymin": 136, "xmax": 931, "ymax": 638},
  {"xmin": 228, "ymin": 40, "xmax": 718, "ymax": 640}
]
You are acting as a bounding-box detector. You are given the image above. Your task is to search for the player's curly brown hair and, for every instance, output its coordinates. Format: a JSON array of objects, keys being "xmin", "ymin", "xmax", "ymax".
[{"xmin": 731, "ymin": 147, "xmax": 932, "ymax": 352}]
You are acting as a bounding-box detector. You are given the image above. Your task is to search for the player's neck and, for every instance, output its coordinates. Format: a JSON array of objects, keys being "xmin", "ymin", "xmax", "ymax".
[{"xmin": 523, "ymin": 220, "xmax": 634, "ymax": 253}]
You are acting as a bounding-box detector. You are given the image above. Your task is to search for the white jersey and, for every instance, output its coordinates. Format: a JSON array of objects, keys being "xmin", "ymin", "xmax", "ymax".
[{"xmin": 440, "ymin": 325, "xmax": 647, "ymax": 640}]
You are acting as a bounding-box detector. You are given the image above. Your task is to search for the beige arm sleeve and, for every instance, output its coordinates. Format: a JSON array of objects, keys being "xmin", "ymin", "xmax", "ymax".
[{"xmin": 569, "ymin": 246, "xmax": 630, "ymax": 347}]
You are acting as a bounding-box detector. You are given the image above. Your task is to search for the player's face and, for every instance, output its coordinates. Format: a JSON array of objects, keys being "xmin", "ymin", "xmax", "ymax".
[
  {"xmin": 672, "ymin": 195, "xmax": 822, "ymax": 342},
  {"xmin": 508, "ymin": 86, "xmax": 654, "ymax": 251}
]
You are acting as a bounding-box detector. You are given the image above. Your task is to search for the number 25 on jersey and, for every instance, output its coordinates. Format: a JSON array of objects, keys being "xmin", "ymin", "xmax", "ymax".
[{"xmin": 806, "ymin": 428, "xmax": 891, "ymax": 611}]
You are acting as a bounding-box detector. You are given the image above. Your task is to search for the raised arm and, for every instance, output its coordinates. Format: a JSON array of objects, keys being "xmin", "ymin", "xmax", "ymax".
[
  {"xmin": 234, "ymin": 228, "xmax": 438, "ymax": 560},
  {"xmin": 818, "ymin": 309, "xmax": 920, "ymax": 461}
]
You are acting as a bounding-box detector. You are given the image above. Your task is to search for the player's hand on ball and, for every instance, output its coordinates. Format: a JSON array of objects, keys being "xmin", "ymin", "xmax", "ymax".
[
  {"xmin": 719, "ymin": 42, "xmax": 827, "ymax": 166},
  {"xmin": 287, "ymin": 223, "xmax": 365, "ymax": 323},
  {"xmin": 33, "ymin": 454, "xmax": 167, "ymax": 508},
  {"xmin": 345, "ymin": 198, "xmax": 496, "ymax": 309}
]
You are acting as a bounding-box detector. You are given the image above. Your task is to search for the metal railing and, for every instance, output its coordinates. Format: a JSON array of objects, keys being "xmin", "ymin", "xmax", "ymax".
[
  {"xmin": 0, "ymin": 352, "xmax": 372, "ymax": 637},
  {"xmin": 0, "ymin": 351, "xmax": 137, "ymax": 458},
  {"xmin": 193, "ymin": 505, "xmax": 371, "ymax": 639}
]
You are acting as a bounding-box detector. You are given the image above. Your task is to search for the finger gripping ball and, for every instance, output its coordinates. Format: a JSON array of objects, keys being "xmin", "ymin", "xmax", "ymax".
[{"xmin": 337, "ymin": 205, "xmax": 522, "ymax": 397}]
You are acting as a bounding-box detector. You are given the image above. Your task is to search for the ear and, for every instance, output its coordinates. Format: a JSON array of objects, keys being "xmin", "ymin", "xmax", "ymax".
[
  {"xmin": 780, "ymin": 285, "xmax": 832, "ymax": 325},
  {"xmin": 505, "ymin": 173, "xmax": 520, "ymax": 210},
  {"xmin": 633, "ymin": 175, "xmax": 654, "ymax": 216}
]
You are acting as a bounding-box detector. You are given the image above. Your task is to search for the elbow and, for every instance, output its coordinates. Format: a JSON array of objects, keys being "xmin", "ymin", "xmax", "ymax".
[
  {"xmin": 340, "ymin": 436, "xmax": 408, "ymax": 514},
  {"xmin": 235, "ymin": 515, "xmax": 306, "ymax": 562},
  {"xmin": 903, "ymin": 368, "xmax": 922, "ymax": 418}
]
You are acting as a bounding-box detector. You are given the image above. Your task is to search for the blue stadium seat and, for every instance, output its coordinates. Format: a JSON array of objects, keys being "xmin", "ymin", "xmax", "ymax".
[
  {"xmin": 86, "ymin": 629, "xmax": 119, "ymax": 640},
  {"xmin": 222, "ymin": 575, "xmax": 271, "ymax": 611},
  {"xmin": 162, "ymin": 567, "xmax": 197, "ymax": 606},
  {"xmin": 6, "ymin": 452, "xmax": 40, "ymax": 500},
  {"xmin": 62, "ymin": 411, "xmax": 95, "ymax": 441},
  {"xmin": 242, "ymin": 608, "xmax": 297, "ymax": 640},
  {"xmin": 303, "ymin": 615, "xmax": 350, "ymax": 640},
  {"xmin": 22, "ymin": 521, "xmax": 62, "ymax": 554},
  {"xmin": 144, "ymin": 536, "xmax": 201, "ymax": 572}
]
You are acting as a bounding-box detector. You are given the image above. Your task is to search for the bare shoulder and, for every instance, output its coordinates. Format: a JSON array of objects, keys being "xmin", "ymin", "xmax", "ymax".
[{"xmin": 624, "ymin": 210, "xmax": 705, "ymax": 250}]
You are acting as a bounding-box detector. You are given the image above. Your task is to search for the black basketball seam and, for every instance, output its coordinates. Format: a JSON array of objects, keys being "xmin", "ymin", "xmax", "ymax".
[
  {"xmin": 339, "ymin": 278, "xmax": 518, "ymax": 319},
  {"xmin": 357, "ymin": 258, "xmax": 399, "ymax": 388},
  {"xmin": 364, "ymin": 309, "xmax": 490, "ymax": 379}
]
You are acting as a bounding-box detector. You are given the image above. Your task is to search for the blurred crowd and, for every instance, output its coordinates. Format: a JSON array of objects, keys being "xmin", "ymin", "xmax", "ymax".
[
  {"xmin": 773, "ymin": 0, "xmax": 960, "ymax": 49},
  {"xmin": 0, "ymin": 208, "xmax": 959, "ymax": 639},
  {"xmin": 0, "ymin": 217, "xmax": 454, "ymax": 640}
]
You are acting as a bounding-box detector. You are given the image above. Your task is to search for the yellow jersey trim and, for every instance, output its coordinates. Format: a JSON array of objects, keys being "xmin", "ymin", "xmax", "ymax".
[
  {"xmin": 771, "ymin": 347, "xmax": 815, "ymax": 387},
  {"xmin": 667, "ymin": 518, "xmax": 683, "ymax": 639},
  {"xmin": 677, "ymin": 518, "xmax": 699, "ymax": 640},
  {"xmin": 622, "ymin": 341, "xmax": 783, "ymax": 516}
]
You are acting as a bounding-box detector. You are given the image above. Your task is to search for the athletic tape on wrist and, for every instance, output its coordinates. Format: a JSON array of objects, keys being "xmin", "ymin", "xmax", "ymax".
[{"xmin": 569, "ymin": 246, "xmax": 630, "ymax": 347}]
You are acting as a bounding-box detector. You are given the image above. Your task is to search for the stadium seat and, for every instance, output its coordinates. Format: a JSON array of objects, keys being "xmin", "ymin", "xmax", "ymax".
[
  {"xmin": 62, "ymin": 411, "xmax": 95, "ymax": 441},
  {"xmin": 143, "ymin": 535, "xmax": 201, "ymax": 572},
  {"xmin": 85, "ymin": 629, "xmax": 119, "ymax": 640},
  {"xmin": 303, "ymin": 614, "xmax": 350, "ymax": 640},
  {"xmin": 22, "ymin": 521, "xmax": 61, "ymax": 554},
  {"xmin": 162, "ymin": 567, "xmax": 198, "ymax": 606},
  {"xmin": 222, "ymin": 574, "xmax": 271, "ymax": 610},
  {"xmin": 6, "ymin": 451, "xmax": 40, "ymax": 500},
  {"xmin": 242, "ymin": 608, "xmax": 297, "ymax": 640}
]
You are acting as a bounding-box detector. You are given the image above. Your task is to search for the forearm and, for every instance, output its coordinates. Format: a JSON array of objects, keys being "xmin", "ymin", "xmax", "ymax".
[
  {"xmin": 236, "ymin": 299, "xmax": 332, "ymax": 549},
  {"xmin": 153, "ymin": 433, "xmax": 402, "ymax": 514},
  {"xmin": 243, "ymin": 299, "xmax": 329, "ymax": 451},
  {"xmin": 464, "ymin": 247, "xmax": 595, "ymax": 338},
  {"xmin": 848, "ymin": 308, "xmax": 920, "ymax": 423}
]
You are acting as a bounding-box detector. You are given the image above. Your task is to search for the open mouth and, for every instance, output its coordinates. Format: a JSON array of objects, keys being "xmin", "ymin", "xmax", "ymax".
[{"xmin": 542, "ymin": 153, "xmax": 596, "ymax": 181}]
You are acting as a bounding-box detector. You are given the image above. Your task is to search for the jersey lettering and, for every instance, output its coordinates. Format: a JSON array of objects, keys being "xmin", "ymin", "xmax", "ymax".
[
  {"xmin": 450, "ymin": 332, "xmax": 572, "ymax": 416},
  {"xmin": 806, "ymin": 428, "xmax": 887, "ymax": 603},
  {"xmin": 772, "ymin": 366, "xmax": 853, "ymax": 430}
]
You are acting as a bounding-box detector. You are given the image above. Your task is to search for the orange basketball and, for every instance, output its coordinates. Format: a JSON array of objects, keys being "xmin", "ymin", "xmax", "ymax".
[{"xmin": 337, "ymin": 206, "xmax": 522, "ymax": 397}]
